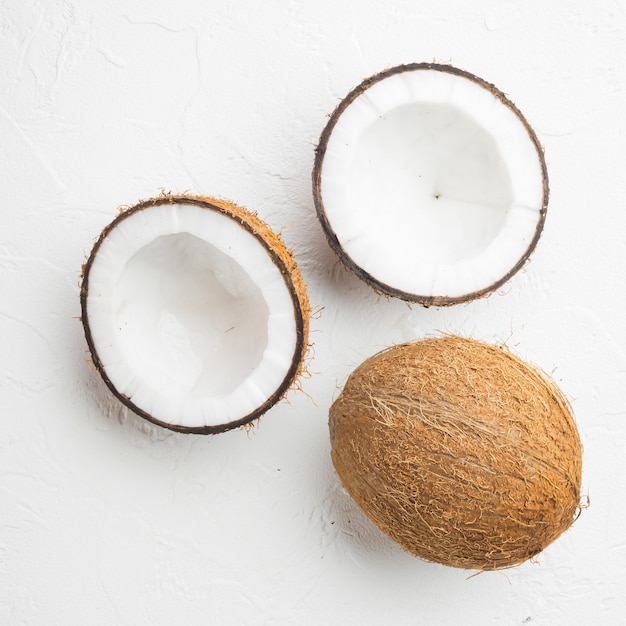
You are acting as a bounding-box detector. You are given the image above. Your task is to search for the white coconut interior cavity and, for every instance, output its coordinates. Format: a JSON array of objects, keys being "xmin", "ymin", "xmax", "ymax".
[
  {"xmin": 115, "ymin": 232, "xmax": 268, "ymax": 397},
  {"xmin": 319, "ymin": 68, "xmax": 545, "ymax": 299},
  {"xmin": 85, "ymin": 202, "xmax": 298, "ymax": 430},
  {"xmin": 349, "ymin": 103, "xmax": 513, "ymax": 264}
]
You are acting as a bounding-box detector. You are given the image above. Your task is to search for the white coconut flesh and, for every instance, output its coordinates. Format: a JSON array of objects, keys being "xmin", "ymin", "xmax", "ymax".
[
  {"xmin": 84, "ymin": 201, "xmax": 299, "ymax": 431},
  {"xmin": 317, "ymin": 66, "xmax": 547, "ymax": 302}
]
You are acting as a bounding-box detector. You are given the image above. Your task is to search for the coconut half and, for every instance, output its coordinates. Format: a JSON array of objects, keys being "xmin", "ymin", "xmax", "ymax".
[
  {"xmin": 313, "ymin": 63, "xmax": 549, "ymax": 305},
  {"xmin": 80, "ymin": 195, "xmax": 310, "ymax": 434}
]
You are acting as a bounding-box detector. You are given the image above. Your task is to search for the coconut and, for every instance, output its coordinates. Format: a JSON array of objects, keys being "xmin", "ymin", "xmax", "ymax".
[
  {"xmin": 313, "ymin": 63, "xmax": 549, "ymax": 306},
  {"xmin": 81, "ymin": 194, "xmax": 310, "ymax": 434},
  {"xmin": 329, "ymin": 336, "xmax": 582, "ymax": 570}
]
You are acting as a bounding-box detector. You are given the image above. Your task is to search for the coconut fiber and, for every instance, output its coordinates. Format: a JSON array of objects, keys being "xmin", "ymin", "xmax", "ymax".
[{"xmin": 329, "ymin": 336, "xmax": 582, "ymax": 570}]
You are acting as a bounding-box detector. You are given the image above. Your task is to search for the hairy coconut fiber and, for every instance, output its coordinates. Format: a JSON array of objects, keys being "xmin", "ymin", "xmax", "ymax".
[{"xmin": 329, "ymin": 336, "xmax": 582, "ymax": 570}]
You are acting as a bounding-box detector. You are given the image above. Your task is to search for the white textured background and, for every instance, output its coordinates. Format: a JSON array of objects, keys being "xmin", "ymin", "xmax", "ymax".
[{"xmin": 1, "ymin": 1, "xmax": 624, "ymax": 624}]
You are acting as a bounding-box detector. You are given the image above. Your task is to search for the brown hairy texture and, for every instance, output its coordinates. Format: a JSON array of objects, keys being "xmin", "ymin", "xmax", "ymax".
[
  {"xmin": 81, "ymin": 193, "xmax": 311, "ymax": 435},
  {"xmin": 329, "ymin": 336, "xmax": 582, "ymax": 570}
]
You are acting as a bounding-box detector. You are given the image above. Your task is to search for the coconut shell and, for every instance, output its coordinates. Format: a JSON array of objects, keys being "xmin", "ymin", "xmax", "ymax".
[
  {"xmin": 329, "ymin": 336, "xmax": 582, "ymax": 570},
  {"xmin": 313, "ymin": 63, "xmax": 549, "ymax": 306},
  {"xmin": 81, "ymin": 194, "xmax": 311, "ymax": 434}
]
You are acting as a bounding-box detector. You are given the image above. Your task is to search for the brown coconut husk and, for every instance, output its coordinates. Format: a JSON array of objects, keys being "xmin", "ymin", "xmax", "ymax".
[
  {"xmin": 81, "ymin": 193, "xmax": 311, "ymax": 435},
  {"xmin": 329, "ymin": 336, "xmax": 582, "ymax": 570}
]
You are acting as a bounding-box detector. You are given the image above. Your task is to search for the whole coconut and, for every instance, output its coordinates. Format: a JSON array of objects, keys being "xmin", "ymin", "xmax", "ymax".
[{"xmin": 329, "ymin": 336, "xmax": 582, "ymax": 570}]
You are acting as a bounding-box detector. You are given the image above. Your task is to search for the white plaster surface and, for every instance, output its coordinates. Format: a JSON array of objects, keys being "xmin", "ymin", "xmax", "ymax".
[{"xmin": 1, "ymin": 1, "xmax": 624, "ymax": 624}]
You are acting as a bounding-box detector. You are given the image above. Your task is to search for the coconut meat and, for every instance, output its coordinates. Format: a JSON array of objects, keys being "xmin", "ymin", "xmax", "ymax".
[
  {"xmin": 85, "ymin": 202, "xmax": 297, "ymax": 429},
  {"xmin": 320, "ymin": 68, "xmax": 545, "ymax": 298}
]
